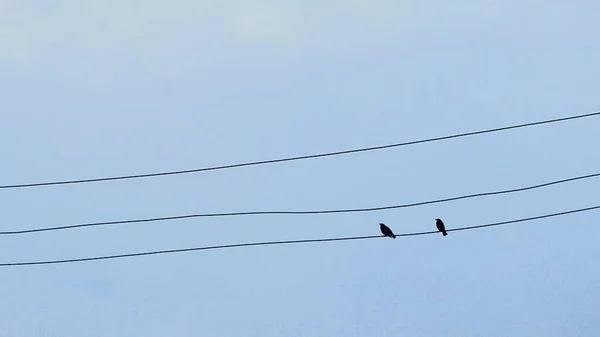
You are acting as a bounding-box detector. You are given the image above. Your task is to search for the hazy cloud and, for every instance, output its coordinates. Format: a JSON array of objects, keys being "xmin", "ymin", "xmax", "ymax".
[{"xmin": 1, "ymin": 1, "xmax": 596, "ymax": 68}]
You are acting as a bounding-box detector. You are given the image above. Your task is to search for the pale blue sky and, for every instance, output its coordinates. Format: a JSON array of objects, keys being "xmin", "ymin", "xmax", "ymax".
[{"xmin": 1, "ymin": 1, "xmax": 599, "ymax": 336}]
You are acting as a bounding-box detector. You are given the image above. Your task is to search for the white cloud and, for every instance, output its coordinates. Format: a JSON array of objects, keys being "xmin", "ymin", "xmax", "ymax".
[
  {"xmin": 1, "ymin": 0, "xmax": 596, "ymax": 68},
  {"xmin": 0, "ymin": 1, "xmax": 437, "ymax": 65}
]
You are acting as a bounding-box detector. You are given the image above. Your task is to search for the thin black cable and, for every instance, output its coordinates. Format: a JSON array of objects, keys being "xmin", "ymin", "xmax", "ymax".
[
  {"xmin": 2, "ymin": 171, "xmax": 598, "ymax": 235},
  {"xmin": 1, "ymin": 204, "xmax": 598, "ymax": 267},
  {"xmin": 1, "ymin": 111, "xmax": 599, "ymax": 190}
]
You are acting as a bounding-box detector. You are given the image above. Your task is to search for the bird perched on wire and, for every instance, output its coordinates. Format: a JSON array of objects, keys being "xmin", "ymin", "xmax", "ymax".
[
  {"xmin": 435, "ymin": 218, "xmax": 448, "ymax": 236},
  {"xmin": 379, "ymin": 223, "xmax": 396, "ymax": 239}
]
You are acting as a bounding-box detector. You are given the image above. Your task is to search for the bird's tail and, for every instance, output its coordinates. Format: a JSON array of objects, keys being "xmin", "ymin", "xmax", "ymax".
[{"xmin": 442, "ymin": 231, "xmax": 448, "ymax": 236}]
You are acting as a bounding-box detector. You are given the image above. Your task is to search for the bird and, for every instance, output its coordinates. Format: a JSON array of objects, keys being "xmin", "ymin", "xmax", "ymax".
[
  {"xmin": 379, "ymin": 223, "xmax": 396, "ymax": 239},
  {"xmin": 435, "ymin": 218, "xmax": 448, "ymax": 236}
]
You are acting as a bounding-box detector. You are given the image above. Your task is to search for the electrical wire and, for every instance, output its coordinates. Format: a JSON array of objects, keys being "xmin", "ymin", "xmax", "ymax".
[
  {"xmin": 1, "ymin": 204, "xmax": 597, "ymax": 267},
  {"xmin": 1, "ymin": 111, "xmax": 599, "ymax": 190},
  {"xmin": 2, "ymin": 171, "xmax": 598, "ymax": 235}
]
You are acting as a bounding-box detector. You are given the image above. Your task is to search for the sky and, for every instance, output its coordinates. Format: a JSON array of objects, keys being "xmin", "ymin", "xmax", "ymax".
[{"xmin": 0, "ymin": 1, "xmax": 599, "ymax": 336}]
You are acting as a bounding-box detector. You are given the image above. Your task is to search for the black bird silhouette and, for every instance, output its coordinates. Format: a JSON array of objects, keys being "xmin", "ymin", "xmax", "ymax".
[
  {"xmin": 435, "ymin": 218, "xmax": 448, "ymax": 236},
  {"xmin": 379, "ymin": 223, "xmax": 396, "ymax": 239}
]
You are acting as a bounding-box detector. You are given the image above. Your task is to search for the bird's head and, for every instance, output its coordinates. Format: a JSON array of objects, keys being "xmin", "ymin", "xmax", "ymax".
[
  {"xmin": 435, "ymin": 218, "xmax": 441, "ymax": 221},
  {"xmin": 379, "ymin": 223, "xmax": 385, "ymax": 226}
]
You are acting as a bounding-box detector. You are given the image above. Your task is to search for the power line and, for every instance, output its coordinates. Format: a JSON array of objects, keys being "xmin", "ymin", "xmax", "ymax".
[
  {"xmin": 1, "ymin": 111, "xmax": 599, "ymax": 190},
  {"xmin": 2, "ymin": 171, "xmax": 598, "ymax": 235},
  {"xmin": 1, "ymin": 204, "xmax": 598, "ymax": 267}
]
